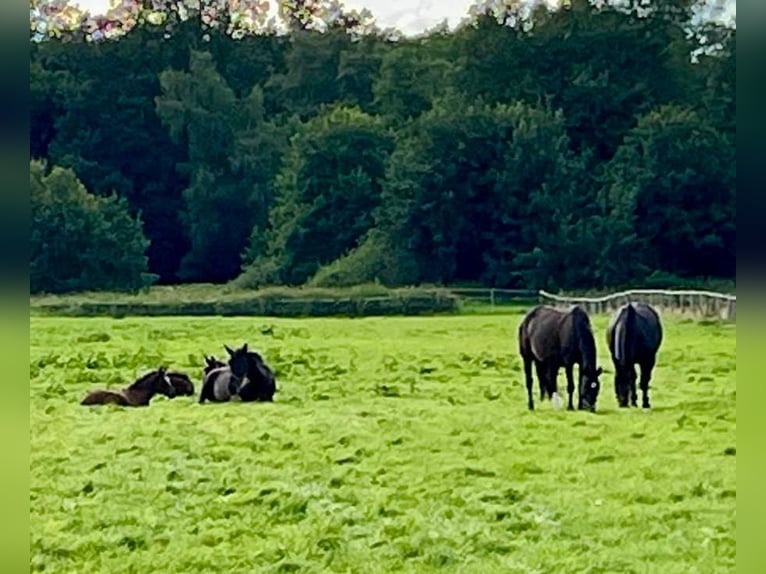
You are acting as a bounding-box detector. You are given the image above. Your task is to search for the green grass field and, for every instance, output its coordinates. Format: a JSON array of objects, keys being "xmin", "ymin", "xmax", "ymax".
[{"xmin": 30, "ymin": 312, "xmax": 736, "ymax": 573}]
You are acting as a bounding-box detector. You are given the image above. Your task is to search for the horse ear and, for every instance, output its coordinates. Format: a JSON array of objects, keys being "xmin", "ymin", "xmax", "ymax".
[
  {"xmin": 243, "ymin": 343, "xmax": 248, "ymax": 352},
  {"xmin": 225, "ymin": 345, "xmax": 234, "ymax": 356}
]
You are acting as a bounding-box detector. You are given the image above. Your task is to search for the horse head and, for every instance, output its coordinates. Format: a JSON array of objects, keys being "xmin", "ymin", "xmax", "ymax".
[
  {"xmin": 151, "ymin": 367, "xmax": 176, "ymax": 399},
  {"xmin": 204, "ymin": 355, "xmax": 226, "ymax": 374},
  {"xmin": 168, "ymin": 372, "xmax": 195, "ymax": 396},
  {"xmin": 579, "ymin": 366, "xmax": 603, "ymax": 412},
  {"xmin": 225, "ymin": 343, "xmax": 250, "ymax": 382}
]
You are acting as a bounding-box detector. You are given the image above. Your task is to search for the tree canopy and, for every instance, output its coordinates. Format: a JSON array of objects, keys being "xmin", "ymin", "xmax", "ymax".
[{"xmin": 30, "ymin": 0, "xmax": 736, "ymax": 293}]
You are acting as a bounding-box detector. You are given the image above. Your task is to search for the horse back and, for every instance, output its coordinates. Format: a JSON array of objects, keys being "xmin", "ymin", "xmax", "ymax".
[
  {"xmin": 239, "ymin": 357, "xmax": 277, "ymax": 402},
  {"xmin": 519, "ymin": 305, "xmax": 568, "ymax": 362},
  {"xmin": 202, "ymin": 367, "xmax": 238, "ymax": 402},
  {"xmin": 81, "ymin": 389, "xmax": 129, "ymax": 406},
  {"xmin": 608, "ymin": 303, "xmax": 662, "ymax": 364},
  {"xmin": 168, "ymin": 372, "xmax": 195, "ymax": 396},
  {"xmin": 633, "ymin": 303, "xmax": 663, "ymax": 355}
]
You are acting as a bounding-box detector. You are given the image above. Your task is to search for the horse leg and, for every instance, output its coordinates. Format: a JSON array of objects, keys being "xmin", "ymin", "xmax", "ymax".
[
  {"xmin": 629, "ymin": 365, "xmax": 638, "ymax": 407},
  {"xmin": 565, "ymin": 364, "xmax": 575, "ymax": 411},
  {"xmin": 523, "ymin": 356, "xmax": 535, "ymax": 410},
  {"xmin": 534, "ymin": 360, "xmax": 547, "ymax": 402},
  {"xmin": 614, "ymin": 368, "xmax": 628, "ymax": 408},
  {"xmin": 199, "ymin": 381, "xmax": 212, "ymax": 404},
  {"xmin": 548, "ymin": 363, "xmax": 562, "ymax": 409},
  {"xmin": 639, "ymin": 359, "xmax": 654, "ymax": 409}
]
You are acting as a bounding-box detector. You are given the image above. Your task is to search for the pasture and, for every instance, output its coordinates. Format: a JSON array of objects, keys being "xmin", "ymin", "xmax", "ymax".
[{"xmin": 30, "ymin": 311, "xmax": 736, "ymax": 573}]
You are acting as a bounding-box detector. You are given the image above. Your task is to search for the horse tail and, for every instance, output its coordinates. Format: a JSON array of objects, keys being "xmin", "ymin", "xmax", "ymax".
[{"xmin": 614, "ymin": 304, "xmax": 635, "ymax": 364}]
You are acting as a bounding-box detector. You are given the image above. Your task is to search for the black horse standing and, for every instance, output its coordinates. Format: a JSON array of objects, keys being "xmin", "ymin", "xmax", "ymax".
[
  {"xmin": 518, "ymin": 305, "xmax": 603, "ymax": 412},
  {"xmin": 606, "ymin": 303, "xmax": 662, "ymax": 408}
]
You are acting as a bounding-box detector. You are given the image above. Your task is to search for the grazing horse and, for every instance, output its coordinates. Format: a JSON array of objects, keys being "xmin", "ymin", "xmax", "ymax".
[
  {"xmin": 518, "ymin": 305, "xmax": 603, "ymax": 412},
  {"xmin": 607, "ymin": 303, "xmax": 663, "ymax": 408},
  {"xmin": 225, "ymin": 344, "xmax": 277, "ymax": 402},
  {"xmin": 198, "ymin": 355, "xmax": 243, "ymax": 404},
  {"xmin": 167, "ymin": 372, "xmax": 195, "ymax": 396},
  {"xmin": 81, "ymin": 368, "xmax": 176, "ymax": 406}
]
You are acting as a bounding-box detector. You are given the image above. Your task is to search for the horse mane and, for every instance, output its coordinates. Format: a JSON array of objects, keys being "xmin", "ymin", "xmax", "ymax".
[
  {"xmin": 568, "ymin": 306, "xmax": 598, "ymax": 371},
  {"xmin": 127, "ymin": 369, "xmax": 162, "ymax": 390},
  {"xmin": 248, "ymin": 352, "xmax": 274, "ymax": 378}
]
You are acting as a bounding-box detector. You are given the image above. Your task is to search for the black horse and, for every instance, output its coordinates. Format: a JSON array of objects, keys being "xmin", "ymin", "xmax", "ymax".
[
  {"xmin": 518, "ymin": 305, "xmax": 603, "ymax": 412},
  {"xmin": 225, "ymin": 343, "xmax": 277, "ymax": 402},
  {"xmin": 167, "ymin": 371, "xmax": 195, "ymax": 396},
  {"xmin": 606, "ymin": 302, "xmax": 663, "ymax": 408},
  {"xmin": 198, "ymin": 355, "xmax": 243, "ymax": 404}
]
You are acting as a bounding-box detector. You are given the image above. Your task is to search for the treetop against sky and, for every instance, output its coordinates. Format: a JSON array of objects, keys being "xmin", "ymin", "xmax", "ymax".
[{"xmin": 33, "ymin": 0, "xmax": 736, "ymax": 42}]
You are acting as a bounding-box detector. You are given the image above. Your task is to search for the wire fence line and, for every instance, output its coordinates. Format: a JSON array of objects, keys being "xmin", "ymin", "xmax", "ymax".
[{"xmin": 451, "ymin": 287, "xmax": 737, "ymax": 321}]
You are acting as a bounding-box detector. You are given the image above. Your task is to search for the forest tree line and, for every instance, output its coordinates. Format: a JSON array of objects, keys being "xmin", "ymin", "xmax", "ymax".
[{"xmin": 30, "ymin": 0, "xmax": 736, "ymax": 294}]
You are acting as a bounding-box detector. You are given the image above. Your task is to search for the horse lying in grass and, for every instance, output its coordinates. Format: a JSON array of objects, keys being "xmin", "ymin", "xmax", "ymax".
[
  {"xmin": 198, "ymin": 355, "xmax": 243, "ymax": 403},
  {"xmin": 607, "ymin": 302, "xmax": 663, "ymax": 408},
  {"xmin": 225, "ymin": 343, "xmax": 277, "ymax": 402},
  {"xmin": 80, "ymin": 368, "xmax": 177, "ymax": 406},
  {"xmin": 167, "ymin": 372, "xmax": 195, "ymax": 396},
  {"xmin": 518, "ymin": 305, "xmax": 603, "ymax": 412}
]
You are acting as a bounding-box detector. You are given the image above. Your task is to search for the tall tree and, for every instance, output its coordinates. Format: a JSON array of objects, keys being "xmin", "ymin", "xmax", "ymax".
[
  {"xmin": 371, "ymin": 95, "xmax": 586, "ymax": 287},
  {"xmin": 372, "ymin": 39, "xmax": 455, "ymax": 121},
  {"xmin": 600, "ymin": 104, "xmax": 735, "ymax": 282},
  {"xmin": 37, "ymin": 23, "xmax": 191, "ymax": 281},
  {"xmin": 155, "ymin": 49, "xmax": 285, "ymax": 282},
  {"xmin": 241, "ymin": 105, "xmax": 393, "ymax": 286}
]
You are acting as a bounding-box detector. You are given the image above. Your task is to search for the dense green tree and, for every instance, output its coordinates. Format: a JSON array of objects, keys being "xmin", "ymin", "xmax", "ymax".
[
  {"xmin": 241, "ymin": 106, "xmax": 393, "ymax": 285},
  {"xmin": 454, "ymin": 0, "xmax": 697, "ymax": 163},
  {"xmin": 156, "ymin": 50, "xmax": 285, "ymax": 282},
  {"xmin": 366, "ymin": 96, "xmax": 587, "ymax": 287},
  {"xmin": 30, "ymin": 58, "xmax": 62, "ymax": 159},
  {"xmin": 35, "ymin": 25, "xmax": 191, "ymax": 281},
  {"xmin": 29, "ymin": 0, "xmax": 737, "ymax": 291},
  {"xmin": 697, "ymin": 25, "xmax": 735, "ymax": 143},
  {"xmin": 600, "ymin": 105, "xmax": 736, "ymax": 282},
  {"xmin": 30, "ymin": 160, "xmax": 151, "ymax": 294},
  {"xmin": 372, "ymin": 40, "xmax": 454, "ymax": 121},
  {"xmin": 336, "ymin": 35, "xmax": 386, "ymax": 112}
]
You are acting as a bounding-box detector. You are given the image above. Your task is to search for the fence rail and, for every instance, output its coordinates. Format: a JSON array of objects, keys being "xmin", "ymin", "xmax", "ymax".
[
  {"xmin": 448, "ymin": 287, "xmax": 736, "ymax": 321},
  {"xmin": 449, "ymin": 288, "xmax": 538, "ymax": 306},
  {"xmin": 538, "ymin": 288, "xmax": 736, "ymax": 321}
]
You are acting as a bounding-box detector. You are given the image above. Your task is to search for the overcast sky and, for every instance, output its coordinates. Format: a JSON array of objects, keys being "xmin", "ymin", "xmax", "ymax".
[
  {"xmin": 342, "ymin": 0, "xmax": 476, "ymax": 34},
  {"xmin": 71, "ymin": 0, "xmax": 736, "ymax": 36}
]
